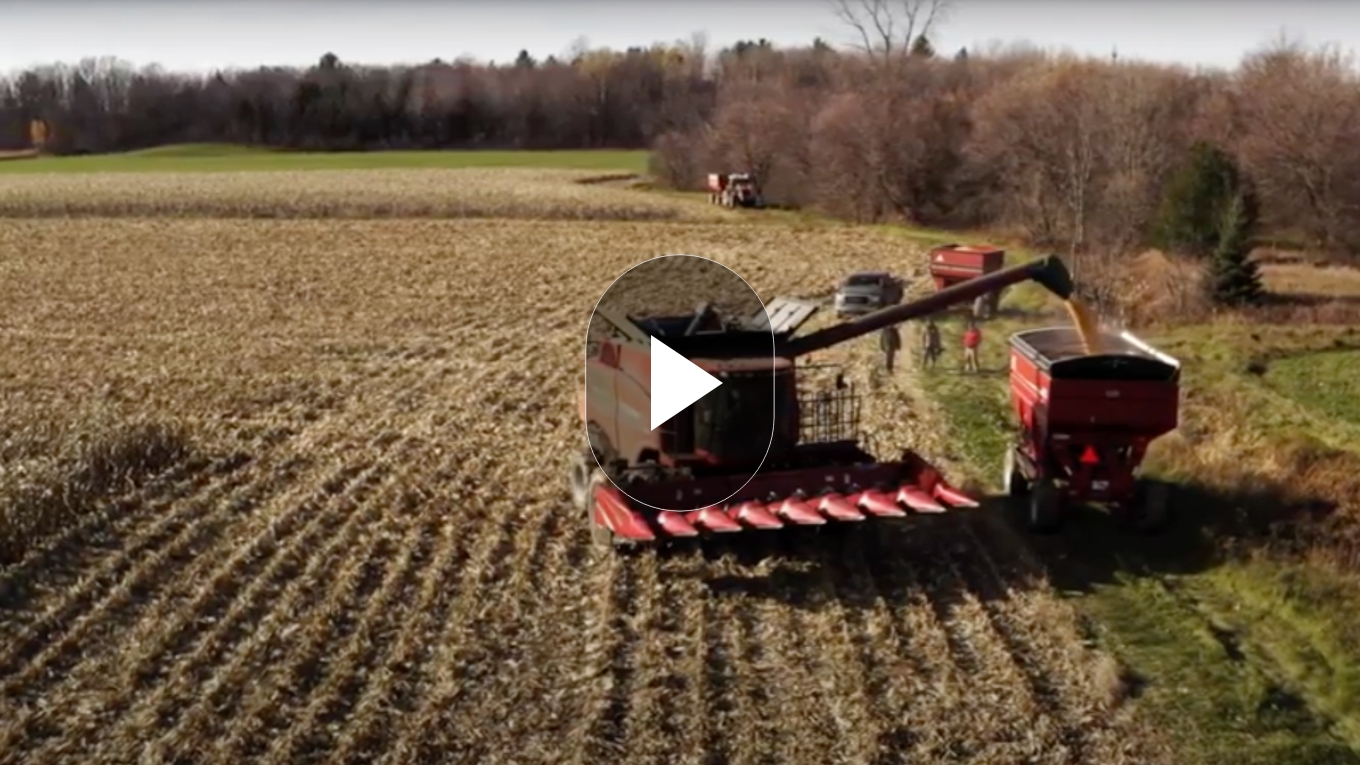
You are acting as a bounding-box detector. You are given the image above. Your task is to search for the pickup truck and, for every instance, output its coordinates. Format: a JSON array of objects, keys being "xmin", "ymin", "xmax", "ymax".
[{"xmin": 833, "ymin": 271, "xmax": 903, "ymax": 318}]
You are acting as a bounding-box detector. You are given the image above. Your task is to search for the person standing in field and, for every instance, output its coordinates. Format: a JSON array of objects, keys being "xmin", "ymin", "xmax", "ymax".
[
  {"xmin": 880, "ymin": 324, "xmax": 902, "ymax": 374},
  {"xmin": 921, "ymin": 319, "xmax": 942, "ymax": 369},
  {"xmin": 963, "ymin": 319, "xmax": 982, "ymax": 374}
]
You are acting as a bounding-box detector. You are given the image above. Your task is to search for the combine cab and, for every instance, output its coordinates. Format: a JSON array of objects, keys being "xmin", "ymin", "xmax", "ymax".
[
  {"xmin": 929, "ymin": 243, "xmax": 1007, "ymax": 319},
  {"xmin": 1005, "ymin": 327, "xmax": 1181, "ymax": 532},
  {"xmin": 574, "ymin": 255, "xmax": 1080, "ymax": 551},
  {"xmin": 707, "ymin": 173, "xmax": 764, "ymax": 208}
]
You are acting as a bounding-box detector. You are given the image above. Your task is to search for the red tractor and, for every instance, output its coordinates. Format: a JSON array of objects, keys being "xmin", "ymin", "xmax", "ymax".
[
  {"xmin": 573, "ymin": 255, "xmax": 1078, "ymax": 551},
  {"xmin": 928, "ymin": 243, "xmax": 1007, "ymax": 320},
  {"xmin": 1005, "ymin": 327, "xmax": 1181, "ymax": 532},
  {"xmin": 707, "ymin": 173, "xmax": 764, "ymax": 208}
]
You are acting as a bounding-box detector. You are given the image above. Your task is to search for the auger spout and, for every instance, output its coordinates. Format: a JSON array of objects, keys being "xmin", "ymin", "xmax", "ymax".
[{"xmin": 778, "ymin": 254, "xmax": 1074, "ymax": 358}]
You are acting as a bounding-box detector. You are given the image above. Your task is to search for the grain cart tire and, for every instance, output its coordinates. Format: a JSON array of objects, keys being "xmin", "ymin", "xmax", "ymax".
[
  {"xmin": 1027, "ymin": 477, "xmax": 1063, "ymax": 533},
  {"xmin": 584, "ymin": 469, "xmax": 615, "ymax": 553},
  {"xmin": 1132, "ymin": 479, "xmax": 1172, "ymax": 534},
  {"xmin": 1003, "ymin": 448, "xmax": 1030, "ymax": 498},
  {"xmin": 569, "ymin": 447, "xmax": 594, "ymax": 512}
]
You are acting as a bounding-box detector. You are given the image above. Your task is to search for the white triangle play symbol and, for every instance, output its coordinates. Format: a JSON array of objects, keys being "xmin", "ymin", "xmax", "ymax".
[{"xmin": 650, "ymin": 336, "xmax": 723, "ymax": 431}]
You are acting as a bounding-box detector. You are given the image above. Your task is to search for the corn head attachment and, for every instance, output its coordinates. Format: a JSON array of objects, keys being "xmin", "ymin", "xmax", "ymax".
[{"xmin": 575, "ymin": 255, "xmax": 1075, "ymax": 550}]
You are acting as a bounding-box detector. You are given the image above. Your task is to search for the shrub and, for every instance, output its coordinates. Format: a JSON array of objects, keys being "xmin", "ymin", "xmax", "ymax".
[{"xmin": 1154, "ymin": 141, "xmax": 1244, "ymax": 258}]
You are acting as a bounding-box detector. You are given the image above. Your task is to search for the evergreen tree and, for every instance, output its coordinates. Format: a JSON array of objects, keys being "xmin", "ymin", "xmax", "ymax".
[
  {"xmin": 1154, "ymin": 141, "xmax": 1241, "ymax": 258},
  {"xmin": 1208, "ymin": 191, "xmax": 1265, "ymax": 306},
  {"xmin": 910, "ymin": 35, "xmax": 935, "ymax": 58}
]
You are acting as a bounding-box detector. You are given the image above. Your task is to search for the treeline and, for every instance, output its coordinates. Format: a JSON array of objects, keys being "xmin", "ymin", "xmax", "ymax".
[
  {"xmin": 5, "ymin": 39, "xmax": 1360, "ymax": 252},
  {"xmin": 653, "ymin": 42, "xmax": 1360, "ymax": 256},
  {"xmin": 0, "ymin": 41, "xmax": 730, "ymax": 154}
]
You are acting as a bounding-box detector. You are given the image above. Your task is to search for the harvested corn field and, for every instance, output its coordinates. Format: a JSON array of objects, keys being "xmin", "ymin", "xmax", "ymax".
[
  {"xmin": 0, "ymin": 178, "xmax": 1169, "ymax": 764},
  {"xmin": 0, "ymin": 168, "xmax": 733, "ymax": 221}
]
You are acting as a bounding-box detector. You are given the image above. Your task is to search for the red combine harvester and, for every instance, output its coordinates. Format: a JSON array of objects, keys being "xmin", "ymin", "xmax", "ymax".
[
  {"xmin": 1005, "ymin": 327, "xmax": 1181, "ymax": 532},
  {"xmin": 574, "ymin": 255, "xmax": 1078, "ymax": 551},
  {"xmin": 928, "ymin": 243, "xmax": 1007, "ymax": 319}
]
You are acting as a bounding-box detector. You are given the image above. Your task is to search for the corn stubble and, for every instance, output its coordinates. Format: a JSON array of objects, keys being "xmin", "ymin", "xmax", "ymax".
[
  {"xmin": 0, "ymin": 169, "xmax": 736, "ymax": 222},
  {"xmin": 0, "ymin": 173, "xmax": 1171, "ymax": 764}
]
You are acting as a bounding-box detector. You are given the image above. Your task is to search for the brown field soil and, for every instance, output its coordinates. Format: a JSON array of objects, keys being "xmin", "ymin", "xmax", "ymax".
[{"xmin": 0, "ymin": 207, "xmax": 1170, "ymax": 762}]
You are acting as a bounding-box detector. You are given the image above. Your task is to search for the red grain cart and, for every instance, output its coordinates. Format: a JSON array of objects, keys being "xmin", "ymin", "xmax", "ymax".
[
  {"xmin": 1005, "ymin": 327, "xmax": 1181, "ymax": 533},
  {"xmin": 928, "ymin": 244, "xmax": 1007, "ymax": 319}
]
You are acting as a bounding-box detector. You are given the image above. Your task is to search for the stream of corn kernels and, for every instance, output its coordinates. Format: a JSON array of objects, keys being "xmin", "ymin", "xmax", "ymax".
[{"xmin": 1063, "ymin": 298, "xmax": 1103, "ymax": 355}]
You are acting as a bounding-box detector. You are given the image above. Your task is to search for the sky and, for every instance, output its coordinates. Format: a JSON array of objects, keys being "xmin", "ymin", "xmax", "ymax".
[{"xmin": 0, "ymin": 0, "xmax": 1355, "ymax": 75}]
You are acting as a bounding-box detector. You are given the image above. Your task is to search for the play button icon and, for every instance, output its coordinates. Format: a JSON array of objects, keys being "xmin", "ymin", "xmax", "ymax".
[
  {"xmin": 583, "ymin": 254, "xmax": 777, "ymax": 512},
  {"xmin": 649, "ymin": 336, "xmax": 722, "ymax": 430}
]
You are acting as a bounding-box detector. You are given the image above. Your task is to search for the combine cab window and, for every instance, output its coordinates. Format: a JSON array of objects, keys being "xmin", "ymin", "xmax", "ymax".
[{"xmin": 693, "ymin": 372, "xmax": 790, "ymax": 462}]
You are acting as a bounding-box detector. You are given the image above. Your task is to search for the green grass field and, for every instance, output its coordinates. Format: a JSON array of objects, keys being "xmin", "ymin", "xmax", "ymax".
[
  {"xmin": 1266, "ymin": 350, "xmax": 1360, "ymax": 430},
  {"xmin": 0, "ymin": 143, "xmax": 649, "ymax": 174}
]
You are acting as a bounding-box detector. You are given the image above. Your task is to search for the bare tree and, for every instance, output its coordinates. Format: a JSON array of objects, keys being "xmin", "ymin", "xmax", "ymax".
[
  {"xmin": 809, "ymin": 90, "xmax": 881, "ymax": 222},
  {"xmin": 1095, "ymin": 63, "xmax": 1199, "ymax": 251},
  {"xmin": 708, "ymin": 81, "xmax": 795, "ymax": 188},
  {"xmin": 828, "ymin": 0, "xmax": 953, "ymax": 62},
  {"xmin": 967, "ymin": 58, "xmax": 1111, "ymax": 254},
  {"xmin": 1235, "ymin": 42, "xmax": 1360, "ymax": 250}
]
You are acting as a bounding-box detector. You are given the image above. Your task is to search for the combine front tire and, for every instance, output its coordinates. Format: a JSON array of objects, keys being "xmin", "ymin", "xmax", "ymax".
[
  {"xmin": 584, "ymin": 470, "xmax": 615, "ymax": 553},
  {"xmin": 1027, "ymin": 477, "xmax": 1063, "ymax": 533},
  {"xmin": 569, "ymin": 447, "xmax": 594, "ymax": 512}
]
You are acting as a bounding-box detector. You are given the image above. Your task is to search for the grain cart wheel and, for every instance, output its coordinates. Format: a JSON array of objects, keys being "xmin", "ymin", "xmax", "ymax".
[
  {"xmin": 569, "ymin": 447, "xmax": 594, "ymax": 512},
  {"xmin": 1131, "ymin": 479, "xmax": 1172, "ymax": 534},
  {"xmin": 584, "ymin": 469, "xmax": 615, "ymax": 553},
  {"xmin": 1027, "ymin": 477, "xmax": 1063, "ymax": 533},
  {"xmin": 1003, "ymin": 448, "xmax": 1030, "ymax": 498}
]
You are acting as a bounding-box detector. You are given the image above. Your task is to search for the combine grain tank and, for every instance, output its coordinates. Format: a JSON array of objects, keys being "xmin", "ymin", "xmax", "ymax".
[
  {"xmin": 1005, "ymin": 327, "xmax": 1181, "ymax": 532},
  {"xmin": 574, "ymin": 255, "xmax": 1079, "ymax": 552},
  {"xmin": 928, "ymin": 243, "xmax": 1007, "ymax": 319}
]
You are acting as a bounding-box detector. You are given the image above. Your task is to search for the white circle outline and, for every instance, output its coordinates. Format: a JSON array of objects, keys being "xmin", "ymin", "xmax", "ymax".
[{"xmin": 581, "ymin": 253, "xmax": 777, "ymax": 513}]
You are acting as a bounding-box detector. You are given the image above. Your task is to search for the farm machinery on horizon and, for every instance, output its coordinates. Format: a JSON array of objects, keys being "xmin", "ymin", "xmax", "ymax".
[
  {"xmin": 707, "ymin": 172, "xmax": 764, "ymax": 209},
  {"xmin": 573, "ymin": 255, "xmax": 1088, "ymax": 551}
]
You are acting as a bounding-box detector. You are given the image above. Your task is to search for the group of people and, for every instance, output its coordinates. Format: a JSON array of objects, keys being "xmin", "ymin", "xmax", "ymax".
[{"xmin": 878, "ymin": 318, "xmax": 982, "ymax": 374}]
